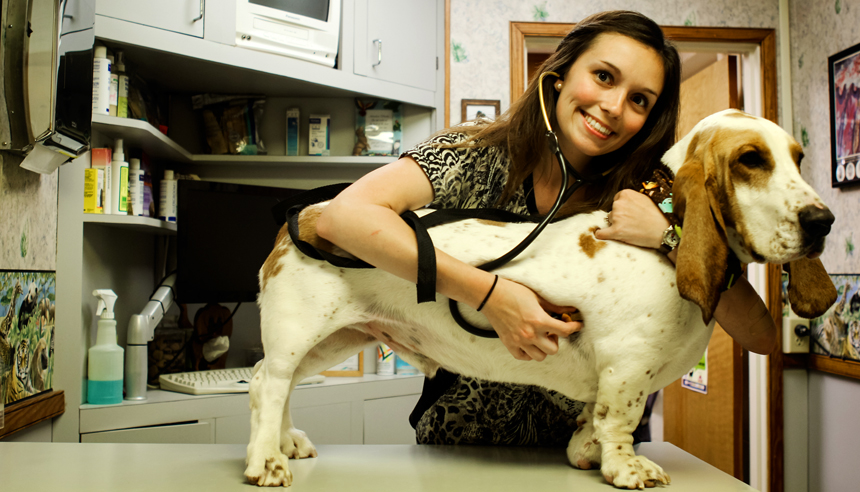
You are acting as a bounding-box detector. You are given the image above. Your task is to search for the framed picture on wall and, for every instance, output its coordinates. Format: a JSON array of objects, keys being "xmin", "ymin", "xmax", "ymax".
[
  {"xmin": 461, "ymin": 99, "xmax": 501, "ymax": 123},
  {"xmin": 828, "ymin": 42, "xmax": 860, "ymax": 187}
]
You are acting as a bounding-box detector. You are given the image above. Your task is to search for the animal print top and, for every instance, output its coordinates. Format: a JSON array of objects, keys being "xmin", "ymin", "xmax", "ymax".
[{"xmin": 403, "ymin": 131, "xmax": 586, "ymax": 446}]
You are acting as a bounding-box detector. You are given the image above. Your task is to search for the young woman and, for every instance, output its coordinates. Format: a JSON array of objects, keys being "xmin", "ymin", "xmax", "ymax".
[{"xmin": 317, "ymin": 11, "xmax": 776, "ymax": 445}]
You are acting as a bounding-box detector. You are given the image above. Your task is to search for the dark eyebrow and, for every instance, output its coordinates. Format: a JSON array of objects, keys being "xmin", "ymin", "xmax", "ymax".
[{"xmin": 600, "ymin": 60, "xmax": 660, "ymax": 98}]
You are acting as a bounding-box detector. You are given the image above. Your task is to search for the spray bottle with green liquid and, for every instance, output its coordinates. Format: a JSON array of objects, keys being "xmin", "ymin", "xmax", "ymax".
[{"xmin": 88, "ymin": 289, "xmax": 124, "ymax": 405}]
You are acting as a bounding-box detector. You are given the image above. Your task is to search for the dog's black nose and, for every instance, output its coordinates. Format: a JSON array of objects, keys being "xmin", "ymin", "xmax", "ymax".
[{"xmin": 798, "ymin": 205, "xmax": 834, "ymax": 239}]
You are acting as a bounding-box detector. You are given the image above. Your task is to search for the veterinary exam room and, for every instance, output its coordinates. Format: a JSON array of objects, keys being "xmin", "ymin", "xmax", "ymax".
[{"xmin": 1, "ymin": 0, "xmax": 859, "ymax": 490}]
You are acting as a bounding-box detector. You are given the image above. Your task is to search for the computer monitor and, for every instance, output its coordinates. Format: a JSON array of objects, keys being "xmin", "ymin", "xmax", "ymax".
[{"xmin": 176, "ymin": 180, "xmax": 306, "ymax": 304}]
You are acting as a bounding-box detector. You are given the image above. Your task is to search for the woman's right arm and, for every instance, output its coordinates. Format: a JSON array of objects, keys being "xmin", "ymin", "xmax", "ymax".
[{"xmin": 316, "ymin": 157, "xmax": 581, "ymax": 361}]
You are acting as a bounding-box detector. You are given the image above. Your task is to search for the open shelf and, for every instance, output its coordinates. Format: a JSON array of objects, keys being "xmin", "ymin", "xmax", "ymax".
[
  {"xmin": 93, "ymin": 115, "xmax": 394, "ymax": 170},
  {"xmin": 83, "ymin": 213, "xmax": 177, "ymax": 235}
]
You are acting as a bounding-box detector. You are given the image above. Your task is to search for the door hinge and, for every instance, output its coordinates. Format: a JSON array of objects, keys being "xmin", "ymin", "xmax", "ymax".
[{"xmin": 436, "ymin": 57, "xmax": 439, "ymax": 70}]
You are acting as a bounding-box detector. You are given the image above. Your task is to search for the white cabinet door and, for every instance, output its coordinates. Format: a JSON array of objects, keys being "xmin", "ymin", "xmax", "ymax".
[
  {"xmin": 96, "ymin": 0, "xmax": 205, "ymax": 38},
  {"xmin": 363, "ymin": 393, "xmax": 421, "ymax": 444},
  {"xmin": 354, "ymin": 0, "xmax": 437, "ymax": 91}
]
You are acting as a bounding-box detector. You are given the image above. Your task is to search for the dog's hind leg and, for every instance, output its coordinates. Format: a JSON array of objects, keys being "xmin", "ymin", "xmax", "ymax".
[
  {"xmin": 279, "ymin": 327, "xmax": 376, "ymax": 459},
  {"xmin": 567, "ymin": 403, "xmax": 602, "ymax": 470},
  {"xmin": 592, "ymin": 367, "xmax": 670, "ymax": 489}
]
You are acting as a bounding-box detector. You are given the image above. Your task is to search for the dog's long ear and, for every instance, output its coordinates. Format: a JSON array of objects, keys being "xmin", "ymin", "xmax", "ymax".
[
  {"xmin": 673, "ymin": 161, "xmax": 729, "ymax": 324},
  {"xmin": 784, "ymin": 257, "xmax": 837, "ymax": 318}
]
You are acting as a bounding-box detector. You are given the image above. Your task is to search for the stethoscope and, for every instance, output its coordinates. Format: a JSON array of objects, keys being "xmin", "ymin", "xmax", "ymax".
[{"xmin": 449, "ymin": 71, "xmax": 616, "ymax": 338}]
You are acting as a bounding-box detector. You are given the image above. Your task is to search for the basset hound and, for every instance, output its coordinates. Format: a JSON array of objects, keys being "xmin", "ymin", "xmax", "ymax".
[{"xmin": 244, "ymin": 109, "xmax": 837, "ymax": 489}]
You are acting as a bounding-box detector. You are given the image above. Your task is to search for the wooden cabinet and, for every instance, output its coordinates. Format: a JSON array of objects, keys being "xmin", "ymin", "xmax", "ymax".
[
  {"xmin": 95, "ymin": 0, "xmax": 205, "ymax": 38},
  {"xmin": 354, "ymin": 0, "xmax": 438, "ymax": 91}
]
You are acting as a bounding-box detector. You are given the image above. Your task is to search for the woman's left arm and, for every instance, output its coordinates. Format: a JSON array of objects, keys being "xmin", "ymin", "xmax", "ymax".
[{"xmin": 595, "ymin": 190, "xmax": 777, "ymax": 355}]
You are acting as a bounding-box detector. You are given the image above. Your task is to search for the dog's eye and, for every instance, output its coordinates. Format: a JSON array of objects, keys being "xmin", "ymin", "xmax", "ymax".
[{"xmin": 738, "ymin": 150, "xmax": 766, "ymax": 168}]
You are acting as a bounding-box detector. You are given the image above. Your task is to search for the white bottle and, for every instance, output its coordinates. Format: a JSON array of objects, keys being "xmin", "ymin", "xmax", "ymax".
[
  {"xmin": 376, "ymin": 343, "xmax": 395, "ymax": 376},
  {"xmin": 88, "ymin": 290, "xmax": 124, "ymax": 405},
  {"xmin": 109, "ymin": 139, "xmax": 129, "ymax": 215},
  {"xmin": 128, "ymin": 158, "xmax": 145, "ymax": 217},
  {"xmin": 108, "ymin": 54, "xmax": 118, "ymax": 116},
  {"xmin": 116, "ymin": 51, "xmax": 129, "ymax": 118},
  {"xmin": 159, "ymin": 170, "xmax": 178, "ymax": 222},
  {"xmin": 92, "ymin": 46, "xmax": 111, "ymax": 116}
]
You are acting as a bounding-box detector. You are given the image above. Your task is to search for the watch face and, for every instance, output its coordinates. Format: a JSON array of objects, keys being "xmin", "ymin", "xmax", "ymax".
[{"xmin": 663, "ymin": 227, "xmax": 680, "ymax": 248}]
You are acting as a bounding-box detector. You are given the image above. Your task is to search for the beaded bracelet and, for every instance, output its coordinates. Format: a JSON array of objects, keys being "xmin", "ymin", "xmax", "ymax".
[{"xmin": 477, "ymin": 275, "xmax": 500, "ymax": 312}]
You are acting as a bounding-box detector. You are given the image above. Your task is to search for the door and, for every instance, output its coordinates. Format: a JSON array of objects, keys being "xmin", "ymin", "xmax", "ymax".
[
  {"xmin": 662, "ymin": 55, "xmax": 745, "ymax": 479},
  {"xmin": 95, "ymin": 0, "xmax": 204, "ymax": 38},
  {"xmin": 354, "ymin": 0, "xmax": 437, "ymax": 91}
]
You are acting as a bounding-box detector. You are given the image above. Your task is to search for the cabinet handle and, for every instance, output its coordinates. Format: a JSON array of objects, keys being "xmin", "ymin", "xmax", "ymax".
[
  {"xmin": 372, "ymin": 39, "xmax": 382, "ymax": 67},
  {"xmin": 192, "ymin": 0, "xmax": 204, "ymax": 22}
]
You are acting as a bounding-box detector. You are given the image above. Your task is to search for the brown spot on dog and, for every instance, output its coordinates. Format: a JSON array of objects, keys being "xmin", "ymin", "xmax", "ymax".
[
  {"xmin": 628, "ymin": 401, "xmax": 632, "ymax": 407},
  {"xmin": 618, "ymin": 445, "xmax": 623, "ymax": 450},
  {"xmin": 260, "ymin": 223, "xmax": 292, "ymax": 290},
  {"xmin": 646, "ymin": 370, "xmax": 651, "ymax": 374},
  {"xmin": 597, "ymin": 274, "xmax": 605, "ymax": 283},
  {"xmin": 596, "ymin": 405, "xmax": 608, "ymax": 420},
  {"xmin": 579, "ymin": 233, "xmax": 607, "ymax": 258}
]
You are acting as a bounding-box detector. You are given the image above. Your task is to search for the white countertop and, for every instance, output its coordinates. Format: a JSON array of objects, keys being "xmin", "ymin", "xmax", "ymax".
[{"xmin": 0, "ymin": 442, "xmax": 756, "ymax": 491}]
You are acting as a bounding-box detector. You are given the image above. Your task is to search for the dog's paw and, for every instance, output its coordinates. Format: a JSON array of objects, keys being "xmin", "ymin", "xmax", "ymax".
[
  {"xmin": 245, "ymin": 451, "xmax": 293, "ymax": 487},
  {"xmin": 567, "ymin": 421, "xmax": 601, "ymax": 469},
  {"xmin": 600, "ymin": 451, "xmax": 670, "ymax": 489},
  {"xmin": 281, "ymin": 428, "xmax": 318, "ymax": 459}
]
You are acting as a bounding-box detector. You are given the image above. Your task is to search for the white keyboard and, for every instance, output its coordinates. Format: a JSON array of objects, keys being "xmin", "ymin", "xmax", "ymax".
[{"xmin": 159, "ymin": 367, "xmax": 325, "ymax": 395}]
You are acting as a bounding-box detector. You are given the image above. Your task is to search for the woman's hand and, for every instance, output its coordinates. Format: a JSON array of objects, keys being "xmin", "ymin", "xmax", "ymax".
[
  {"xmin": 594, "ymin": 189, "xmax": 668, "ymax": 249},
  {"xmin": 480, "ymin": 278, "xmax": 583, "ymax": 361}
]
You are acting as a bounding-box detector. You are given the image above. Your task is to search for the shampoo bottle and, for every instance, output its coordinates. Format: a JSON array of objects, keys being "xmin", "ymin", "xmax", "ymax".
[
  {"xmin": 108, "ymin": 54, "xmax": 118, "ymax": 116},
  {"xmin": 115, "ymin": 51, "xmax": 129, "ymax": 118},
  {"xmin": 88, "ymin": 290, "xmax": 124, "ymax": 405},
  {"xmin": 110, "ymin": 139, "xmax": 129, "ymax": 215},
  {"xmin": 128, "ymin": 158, "xmax": 144, "ymax": 217},
  {"xmin": 159, "ymin": 169, "xmax": 177, "ymax": 222},
  {"xmin": 92, "ymin": 46, "xmax": 111, "ymax": 116}
]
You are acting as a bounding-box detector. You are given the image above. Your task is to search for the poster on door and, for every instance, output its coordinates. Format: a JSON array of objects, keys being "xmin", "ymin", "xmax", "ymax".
[{"xmin": 681, "ymin": 348, "xmax": 708, "ymax": 394}]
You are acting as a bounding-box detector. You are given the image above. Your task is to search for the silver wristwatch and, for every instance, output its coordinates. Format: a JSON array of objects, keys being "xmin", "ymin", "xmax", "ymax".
[{"xmin": 659, "ymin": 225, "xmax": 680, "ymax": 255}]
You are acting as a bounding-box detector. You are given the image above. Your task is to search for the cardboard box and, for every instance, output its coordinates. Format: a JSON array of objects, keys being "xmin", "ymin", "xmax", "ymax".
[
  {"xmin": 286, "ymin": 108, "xmax": 300, "ymax": 156},
  {"xmin": 308, "ymin": 114, "xmax": 330, "ymax": 156}
]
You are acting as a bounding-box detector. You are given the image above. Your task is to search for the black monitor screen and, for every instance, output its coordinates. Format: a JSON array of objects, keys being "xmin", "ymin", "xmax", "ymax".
[
  {"xmin": 176, "ymin": 180, "xmax": 306, "ymax": 304},
  {"xmin": 250, "ymin": 0, "xmax": 329, "ymax": 22}
]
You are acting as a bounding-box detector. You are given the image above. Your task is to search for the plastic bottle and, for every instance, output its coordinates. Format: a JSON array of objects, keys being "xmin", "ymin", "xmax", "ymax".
[
  {"xmin": 128, "ymin": 158, "xmax": 144, "ymax": 217},
  {"xmin": 159, "ymin": 170, "xmax": 177, "ymax": 222},
  {"xmin": 109, "ymin": 139, "xmax": 129, "ymax": 215},
  {"xmin": 88, "ymin": 290, "xmax": 124, "ymax": 405},
  {"xmin": 116, "ymin": 51, "xmax": 129, "ymax": 118},
  {"xmin": 108, "ymin": 54, "xmax": 118, "ymax": 116},
  {"xmin": 92, "ymin": 46, "xmax": 111, "ymax": 116},
  {"xmin": 376, "ymin": 343, "xmax": 395, "ymax": 376}
]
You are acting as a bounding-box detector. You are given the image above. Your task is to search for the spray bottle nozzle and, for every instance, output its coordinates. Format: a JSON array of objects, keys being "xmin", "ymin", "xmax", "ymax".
[{"xmin": 93, "ymin": 289, "xmax": 118, "ymax": 320}]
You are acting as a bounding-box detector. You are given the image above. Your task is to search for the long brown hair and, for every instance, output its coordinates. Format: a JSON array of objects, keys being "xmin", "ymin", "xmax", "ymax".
[{"xmin": 447, "ymin": 11, "xmax": 681, "ymax": 215}]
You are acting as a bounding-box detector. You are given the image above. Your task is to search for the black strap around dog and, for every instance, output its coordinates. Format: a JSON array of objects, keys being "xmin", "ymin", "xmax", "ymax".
[{"xmin": 274, "ymin": 185, "xmax": 546, "ymax": 306}]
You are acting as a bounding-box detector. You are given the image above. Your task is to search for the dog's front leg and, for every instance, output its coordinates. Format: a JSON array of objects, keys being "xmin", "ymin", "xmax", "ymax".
[
  {"xmin": 244, "ymin": 357, "xmax": 297, "ymax": 487},
  {"xmin": 593, "ymin": 367, "xmax": 670, "ymax": 489}
]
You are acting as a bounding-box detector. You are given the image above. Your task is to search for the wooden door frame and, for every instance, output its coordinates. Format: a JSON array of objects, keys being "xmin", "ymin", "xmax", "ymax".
[{"xmin": 509, "ymin": 22, "xmax": 783, "ymax": 492}]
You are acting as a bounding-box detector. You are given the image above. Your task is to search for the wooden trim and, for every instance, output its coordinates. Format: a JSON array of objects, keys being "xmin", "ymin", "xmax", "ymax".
[
  {"xmin": 766, "ymin": 264, "xmax": 785, "ymax": 492},
  {"xmin": 510, "ymin": 23, "xmax": 780, "ymax": 491},
  {"xmin": 444, "ymin": 0, "xmax": 450, "ymax": 128},
  {"xmin": 0, "ymin": 390, "xmax": 65, "ymax": 439},
  {"xmin": 806, "ymin": 354, "xmax": 860, "ymax": 380},
  {"xmin": 321, "ymin": 351, "xmax": 365, "ymax": 377}
]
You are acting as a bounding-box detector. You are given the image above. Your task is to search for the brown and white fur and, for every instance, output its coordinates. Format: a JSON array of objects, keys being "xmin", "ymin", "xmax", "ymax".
[{"xmin": 245, "ymin": 110, "xmax": 837, "ymax": 489}]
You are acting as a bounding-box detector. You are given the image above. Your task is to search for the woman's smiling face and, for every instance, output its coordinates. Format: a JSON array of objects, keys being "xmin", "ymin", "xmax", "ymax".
[{"xmin": 554, "ymin": 32, "xmax": 665, "ymax": 164}]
